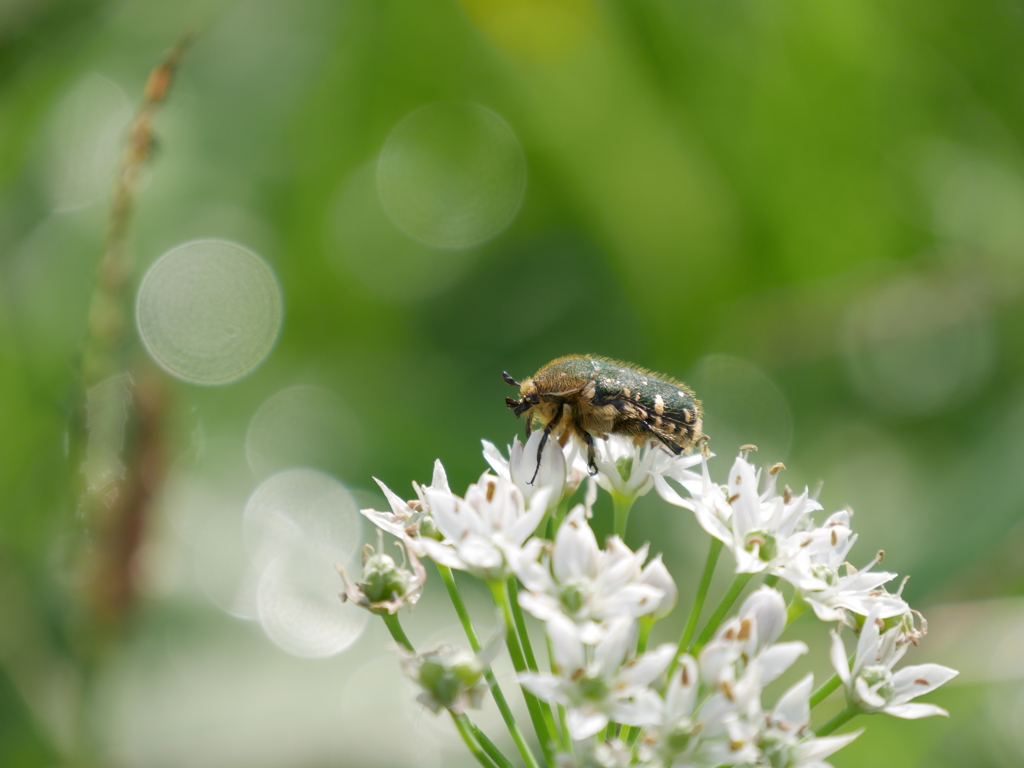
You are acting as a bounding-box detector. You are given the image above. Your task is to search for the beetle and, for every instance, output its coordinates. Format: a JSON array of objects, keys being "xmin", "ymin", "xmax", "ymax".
[{"xmin": 502, "ymin": 355, "xmax": 704, "ymax": 481}]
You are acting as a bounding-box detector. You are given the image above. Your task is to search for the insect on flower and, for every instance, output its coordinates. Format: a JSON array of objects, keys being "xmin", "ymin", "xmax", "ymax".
[{"xmin": 503, "ymin": 355, "xmax": 704, "ymax": 480}]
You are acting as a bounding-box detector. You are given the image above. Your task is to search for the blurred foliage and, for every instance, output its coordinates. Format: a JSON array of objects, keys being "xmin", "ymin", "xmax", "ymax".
[{"xmin": 2, "ymin": 0, "xmax": 1024, "ymax": 766}]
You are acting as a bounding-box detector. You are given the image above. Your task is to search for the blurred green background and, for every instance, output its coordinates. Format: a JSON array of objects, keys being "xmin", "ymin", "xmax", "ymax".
[{"xmin": 2, "ymin": 0, "xmax": 1023, "ymax": 766}]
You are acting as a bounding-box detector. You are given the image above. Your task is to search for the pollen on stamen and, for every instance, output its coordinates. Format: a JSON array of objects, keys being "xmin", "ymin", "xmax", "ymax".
[
  {"xmin": 737, "ymin": 618, "xmax": 752, "ymax": 641},
  {"xmin": 769, "ymin": 462, "xmax": 786, "ymax": 475},
  {"xmin": 783, "ymin": 486, "xmax": 793, "ymax": 504},
  {"xmin": 728, "ymin": 493, "xmax": 740, "ymax": 504},
  {"xmin": 914, "ymin": 678, "xmax": 930, "ymax": 686},
  {"xmin": 740, "ymin": 444, "xmax": 758, "ymax": 453}
]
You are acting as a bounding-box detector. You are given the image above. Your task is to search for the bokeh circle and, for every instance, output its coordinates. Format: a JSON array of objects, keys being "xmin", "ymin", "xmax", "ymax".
[{"xmin": 136, "ymin": 240, "xmax": 283, "ymax": 384}]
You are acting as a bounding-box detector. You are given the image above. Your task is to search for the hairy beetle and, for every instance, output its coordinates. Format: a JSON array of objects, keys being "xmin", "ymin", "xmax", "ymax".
[{"xmin": 503, "ymin": 355, "xmax": 704, "ymax": 480}]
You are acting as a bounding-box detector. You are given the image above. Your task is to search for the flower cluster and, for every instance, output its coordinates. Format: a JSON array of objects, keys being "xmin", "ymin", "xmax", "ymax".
[{"xmin": 342, "ymin": 430, "xmax": 957, "ymax": 768}]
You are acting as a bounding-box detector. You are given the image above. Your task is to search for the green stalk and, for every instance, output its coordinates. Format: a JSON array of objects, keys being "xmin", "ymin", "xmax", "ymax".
[
  {"xmin": 690, "ymin": 572, "xmax": 754, "ymax": 654},
  {"xmin": 667, "ymin": 538, "xmax": 723, "ymax": 679},
  {"xmin": 470, "ymin": 723, "xmax": 516, "ymax": 768},
  {"xmin": 809, "ymin": 673, "xmax": 843, "ymax": 708},
  {"xmin": 490, "ymin": 581, "xmax": 556, "ymax": 764},
  {"xmin": 612, "ymin": 492, "xmax": 635, "ymax": 539},
  {"xmin": 452, "ymin": 713, "xmax": 500, "ymax": 768},
  {"xmin": 507, "ymin": 578, "xmax": 562, "ymax": 750},
  {"xmin": 815, "ymin": 705, "xmax": 860, "ymax": 736},
  {"xmin": 437, "ymin": 565, "xmax": 540, "ymax": 768},
  {"xmin": 636, "ymin": 616, "xmax": 653, "ymax": 655},
  {"xmin": 381, "ymin": 612, "xmax": 414, "ymax": 652}
]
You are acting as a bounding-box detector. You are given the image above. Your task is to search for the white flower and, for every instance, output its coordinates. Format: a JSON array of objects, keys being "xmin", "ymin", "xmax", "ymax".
[
  {"xmin": 361, "ymin": 459, "xmax": 452, "ymax": 550},
  {"xmin": 778, "ymin": 510, "xmax": 909, "ymax": 623},
  {"xmin": 699, "ymin": 587, "xmax": 808, "ymax": 692},
  {"xmin": 830, "ymin": 609, "xmax": 959, "ymax": 718},
  {"xmin": 482, "ymin": 430, "xmax": 572, "ymax": 511},
  {"xmin": 582, "ymin": 436, "xmax": 703, "ymax": 503},
  {"xmin": 415, "ymin": 472, "xmax": 551, "ymax": 581},
  {"xmin": 656, "ymin": 452, "xmax": 822, "ymax": 575},
  {"xmin": 516, "ymin": 506, "xmax": 673, "ymax": 641},
  {"xmin": 642, "ymin": 654, "xmax": 741, "ymax": 768},
  {"xmin": 519, "ymin": 615, "xmax": 675, "ymax": 740},
  {"xmin": 758, "ymin": 674, "xmax": 862, "ymax": 768}
]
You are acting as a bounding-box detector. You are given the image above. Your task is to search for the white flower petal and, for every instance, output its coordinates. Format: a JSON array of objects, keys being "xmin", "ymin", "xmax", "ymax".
[
  {"xmin": 797, "ymin": 730, "xmax": 863, "ymax": 760},
  {"xmin": 481, "ymin": 439, "xmax": 511, "ymax": 480},
  {"xmin": 431, "ymin": 459, "xmax": 450, "ymax": 493},
  {"xmin": 518, "ymin": 672, "xmax": 568, "ymax": 704},
  {"xmin": 830, "ymin": 630, "xmax": 852, "ymax": 685},
  {"xmin": 594, "ymin": 618, "xmax": 634, "ymax": 676},
  {"xmin": 620, "ymin": 645, "xmax": 676, "ymax": 689},
  {"xmin": 891, "ymin": 664, "xmax": 959, "ymax": 703},
  {"xmin": 739, "ymin": 586, "xmax": 787, "ymax": 648},
  {"xmin": 553, "ymin": 506, "xmax": 600, "ymax": 583},
  {"xmin": 567, "ymin": 707, "xmax": 609, "ymax": 740},
  {"xmin": 774, "ymin": 673, "xmax": 814, "ymax": 729},
  {"xmin": 547, "ymin": 614, "xmax": 585, "ymax": 673},
  {"xmin": 883, "ymin": 702, "xmax": 949, "ymax": 719},
  {"xmin": 609, "ymin": 688, "xmax": 664, "ymax": 727},
  {"xmin": 758, "ymin": 641, "xmax": 808, "ymax": 685}
]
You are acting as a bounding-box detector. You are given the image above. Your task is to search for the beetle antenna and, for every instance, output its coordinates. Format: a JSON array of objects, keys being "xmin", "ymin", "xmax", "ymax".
[{"xmin": 501, "ymin": 371, "xmax": 520, "ymax": 387}]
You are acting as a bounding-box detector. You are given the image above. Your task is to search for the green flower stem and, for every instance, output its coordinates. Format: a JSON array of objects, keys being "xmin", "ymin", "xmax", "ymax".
[
  {"xmin": 809, "ymin": 673, "xmax": 843, "ymax": 708},
  {"xmin": 507, "ymin": 578, "xmax": 563, "ymax": 750},
  {"xmin": 637, "ymin": 616, "xmax": 653, "ymax": 655},
  {"xmin": 381, "ymin": 612, "xmax": 414, "ymax": 652},
  {"xmin": 762, "ymin": 574, "xmax": 780, "ymax": 588},
  {"xmin": 690, "ymin": 571, "xmax": 755, "ymax": 654},
  {"xmin": 667, "ymin": 538, "xmax": 723, "ymax": 679},
  {"xmin": 437, "ymin": 565, "xmax": 541, "ymax": 768},
  {"xmin": 452, "ymin": 712, "xmax": 501, "ymax": 768},
  {"xmin": 612, "ymin": 492, "xmax": 635, "ymax": 539},
  {"xmin": 507, "ymin": 579, "xmax": 540, "ymax": 673},
  {"xmin": 815, "ymin": 705, "xmax": 860, "ymax": 736},
  {"xmin": 619, "ymin": 723, "xmax": 635, "ymax": 746},
  {"xmin": 490, "ymin": 580, "xmax": 557, "ymax": 765},
  {"xmin": 382, "ymin": 612, "xmax": 511, "ymax": 768},
  {"xmin": 469, "ymin": 723, "xmax": 517, "ymax": 768}
]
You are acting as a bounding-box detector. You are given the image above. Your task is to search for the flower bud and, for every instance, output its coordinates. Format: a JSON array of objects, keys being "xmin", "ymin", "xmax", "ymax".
[
  {"xmin": 401, "ymin": 645, "xmax": 488, "ymax": 715},
  {"xmin": 337, "ymin": 539, "xmax": 426, "ymax": 615}
]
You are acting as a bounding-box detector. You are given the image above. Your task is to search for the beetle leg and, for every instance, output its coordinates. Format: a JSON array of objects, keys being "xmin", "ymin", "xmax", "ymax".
[
  {"xmin": 582, "ymin": 432, "xmax": 598, "ymax": 475},
  {"xmin": 638, "ymin": 420, "xmax": 684, "ymax": 454},
  {"xmin": 530, "ymin": 406, "xmax": 562, "ymax": 484}
]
